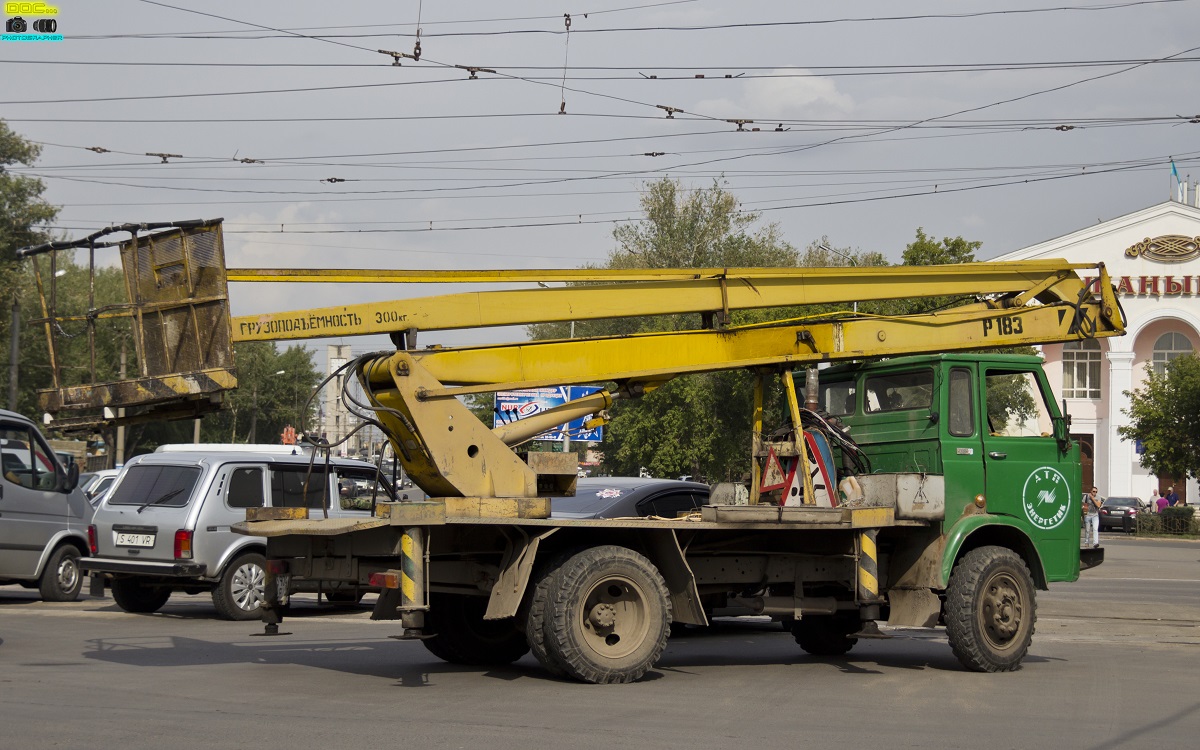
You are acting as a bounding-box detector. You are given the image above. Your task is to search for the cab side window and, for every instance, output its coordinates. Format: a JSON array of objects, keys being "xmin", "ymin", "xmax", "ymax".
[
  {"xmin": 226, "ymin": 467, "xmax": 265, "ymax": 509},
  {"xmin": 984, "ymin": 370, "xmax": 1053, "ymax": 438},
  {"xmin": 948, "ymin": 368, "xmax": 975, "ymax": 437},
  {"xmin": 1, "ymin": 423, "xmax": 58, "ymax": 491},
  {"xmin": 865, "ymin": 370, "xmax": 934, "ymax": 413}
]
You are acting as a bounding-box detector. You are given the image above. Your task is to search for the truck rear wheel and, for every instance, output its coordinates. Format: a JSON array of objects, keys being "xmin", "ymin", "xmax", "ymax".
[
  {"xmin": 945, "ymin": 545, "xmax": 1036, "ymax": 672},
  {"xmin": 523, "ymin": 555, "xmax": 571, "ymax": 677},
  {"xmin": 543, "ymin": 545, "xmax": 671, "ymax": 684},
  {"xmin": 111, "ymin": 577, "xmax": 171, "ymax": 614},
  {"xmin": 423, "ymin": 593, "xmax": 530, "ymax": 666},
  {"xmin": 791, "ymin": 614, "xmax": 859, "ymax": 656}
]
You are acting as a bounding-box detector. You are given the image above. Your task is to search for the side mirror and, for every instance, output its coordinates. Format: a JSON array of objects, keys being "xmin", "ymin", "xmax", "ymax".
[
  {"xmin": 60, "ymin": 463, "xmax": 80, "ymax": 493},
  {"xmin": 1053, "ymin": 399, "xmax": 1072, "ymax": 453}
]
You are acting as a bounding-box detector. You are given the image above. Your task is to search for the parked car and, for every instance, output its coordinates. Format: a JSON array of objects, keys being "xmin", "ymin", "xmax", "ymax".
[
  {"xmin": 82, "ymin": 446, "xmax": 394, "ymax": 620},
  {"xmin": 551, "ymin": 477, "xmax": 711, "ymax": 519},
  {"xmin": 0, "ymin": 408, "xmax": 89, "ymax": 601},
  {"xmin": 1099, "ymin": 496, "xmax": 1142, "ymax": 531},
  {"xmin": 79, "ymin": 468, "xmax": 122, "ymax": 505}
]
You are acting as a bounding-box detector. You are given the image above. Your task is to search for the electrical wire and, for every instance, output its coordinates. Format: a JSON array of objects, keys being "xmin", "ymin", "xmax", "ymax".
[{"xmin": 73, "ymin": 1, "xmax": 1195, "ymax": 40}]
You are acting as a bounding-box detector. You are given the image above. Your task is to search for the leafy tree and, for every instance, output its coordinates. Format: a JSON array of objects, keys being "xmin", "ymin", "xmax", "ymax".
[
  {"xmin": 1, "ymin": 121, "xmax": 60, "ymax": 412},
  {"xmin": 898, "ymin": 228, "xmax": 982, "ymax": 314},
  {"xmin": 0, "ymin": 121, "xmax": 57, "ymax": 270},
  {"xmin": 1118, "ymin": 354, "xmax": 1200, "ymax": 480},
  {"xmin": 529, "ymin": 179, "xmax": 803, "ymax": 480}
]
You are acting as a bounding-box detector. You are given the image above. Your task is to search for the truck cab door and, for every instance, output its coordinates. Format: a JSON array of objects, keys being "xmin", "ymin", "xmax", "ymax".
[
  {"xmin": 981, "ymin": 366, "xmax": 1078, "ymax": 579},
  {"xmin": 939, "ymin": 366, "xmax": 986, "ymax": 527}
]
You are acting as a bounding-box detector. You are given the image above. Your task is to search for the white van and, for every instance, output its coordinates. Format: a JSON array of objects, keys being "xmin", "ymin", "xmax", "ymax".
[
  {"xmin": 83, "ymin": 447, "xmax": 394, "ymax": 620},
  {"xmin": 0, "ymin": 409, "xmax": 90, "ymax": 601}
]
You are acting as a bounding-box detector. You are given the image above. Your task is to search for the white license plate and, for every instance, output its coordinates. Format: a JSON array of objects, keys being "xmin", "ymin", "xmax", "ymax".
[{"xmin": 114, "ymin": 532, "xmax": 155, "ymax": 547}]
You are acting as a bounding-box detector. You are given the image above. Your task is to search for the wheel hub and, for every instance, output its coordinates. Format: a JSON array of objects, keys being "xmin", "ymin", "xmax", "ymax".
[
  {"xmin": 589, "ymin": 602, "xmax": 617, "ymax": 631},
  {"xmin": 578, "ymin": 576, "xmax": 650, "ymax": 659},
  {"xmin": 982, "ymin": 575, "xmax": 1022, "ymax": 644}
]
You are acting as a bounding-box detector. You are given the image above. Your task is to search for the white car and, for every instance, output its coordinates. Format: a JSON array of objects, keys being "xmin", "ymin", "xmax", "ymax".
[{"xmin": 79, "ymin": 468, "xmax": 121, "ymax": 505}]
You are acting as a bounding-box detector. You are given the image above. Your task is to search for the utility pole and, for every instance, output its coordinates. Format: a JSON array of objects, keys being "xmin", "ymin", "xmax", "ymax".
[
  {"xmin": 249, "ymin": 384, "xmax": 258, "ymax": 443},
  {"xmin": 8, "ymin": 294, "xmax": 18, "ymax": 412},
  {"xmin": 116, "ymin": 343, "xmax": 126, "ymax": 466}
]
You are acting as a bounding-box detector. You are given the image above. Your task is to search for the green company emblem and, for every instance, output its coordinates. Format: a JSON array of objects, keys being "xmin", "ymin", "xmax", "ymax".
[{"xmin": 1021, "ymin": 466, "xmax": 1071, "ymax": 530}]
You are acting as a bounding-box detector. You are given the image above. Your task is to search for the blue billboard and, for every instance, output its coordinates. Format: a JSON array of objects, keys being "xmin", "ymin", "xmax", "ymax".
[{"xmin": 493, "ymin": 386, "xmax": 605, "ymax": 442}]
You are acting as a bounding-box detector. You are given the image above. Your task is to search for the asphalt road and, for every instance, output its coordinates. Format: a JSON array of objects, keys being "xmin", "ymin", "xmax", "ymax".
[{"xmin": 2, "ymin": 533, "xmax": 1197, "ymax": 750}]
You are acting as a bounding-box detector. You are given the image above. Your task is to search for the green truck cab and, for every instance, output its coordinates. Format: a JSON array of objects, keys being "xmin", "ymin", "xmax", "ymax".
[{"xmin": 821, "ymin": 353, "xmax": 1088, "ymax": 590}]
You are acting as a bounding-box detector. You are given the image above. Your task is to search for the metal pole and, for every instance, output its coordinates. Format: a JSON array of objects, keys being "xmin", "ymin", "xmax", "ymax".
[
  {"xmin": 116, "ymin": 343, "xmax": 126, "ymax": 465},
  {"xmin": 249, "ymin": 384, "xmax": 258, "ymax": 443},
  {"xmin": 8, "ymin": 294, "xmax": 19, "ymax": 412}
]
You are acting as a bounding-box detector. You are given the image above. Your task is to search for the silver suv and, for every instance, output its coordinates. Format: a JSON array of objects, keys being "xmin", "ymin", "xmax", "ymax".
[
  {"xmin": 83, "ymin": 446, "xmax": 394, "ymax": 620},
  {"xmin": 0, "ymin": 409, "xmax": 89, "ymax": 601}
]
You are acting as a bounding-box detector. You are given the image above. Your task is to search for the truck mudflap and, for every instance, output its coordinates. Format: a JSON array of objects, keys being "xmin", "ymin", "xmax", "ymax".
[{"xmin": 1080, "ymin": 546, "xmax": 1104, "ymax": 571}]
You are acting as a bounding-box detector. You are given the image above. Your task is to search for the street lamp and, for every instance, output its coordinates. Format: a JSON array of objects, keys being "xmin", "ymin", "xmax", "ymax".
[{"xmin": 819, "ymin": 242, "xmax": 858, "ymax": 314}]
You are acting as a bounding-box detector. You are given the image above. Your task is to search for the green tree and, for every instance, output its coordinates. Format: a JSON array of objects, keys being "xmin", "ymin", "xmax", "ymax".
[
  {"xmin": 200, "ymin": 342, "xmax": 323, "ymax": 446},
  {"xmin": 530, "ymin": 179, "xmax": 802, "ymax": 480},
  {"xmin": 1, "ymin": 121, "xmax": 60, "ymax": 412},
  {"xmin": 0, "ymin": 121, "xmax": 57, "ymax": 269},
  {"xmin": 1118, "ymin": 355, "xmax": 1200, "ymax": 480},
  {"xmin": 898, "ymin": 228, "xmax": 982, "ymax": 314}
]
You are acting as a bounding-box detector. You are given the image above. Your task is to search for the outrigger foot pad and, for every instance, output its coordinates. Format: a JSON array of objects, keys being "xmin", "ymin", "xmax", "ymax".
[
  {"xmin": 852, "ymin": 620, "xmax": 892, "ymax": 639},
  {"xmin": 250, "ymin": 622, "xmax": 293, "ymax": 637}
]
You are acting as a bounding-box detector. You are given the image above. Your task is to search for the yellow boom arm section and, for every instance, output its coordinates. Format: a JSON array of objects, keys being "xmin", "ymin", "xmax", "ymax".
[
  {"xmin": 354, "ymin": 265, "xmax": 1123, "ymax": 499},
  {"xmin": 230, "ymin": 261, "xmax": 1111, "ymax": 342}
]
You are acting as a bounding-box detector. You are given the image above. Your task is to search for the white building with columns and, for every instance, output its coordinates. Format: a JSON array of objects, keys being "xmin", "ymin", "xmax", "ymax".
[{"xmin": 993, "ymin": 199, "xmax": 1200, "ymax": 503}]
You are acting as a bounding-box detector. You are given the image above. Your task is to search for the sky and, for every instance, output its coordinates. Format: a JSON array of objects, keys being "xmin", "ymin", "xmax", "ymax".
[{"xmin": 3, "ymin": 0, "xmax": 1199, "ymax": 356}]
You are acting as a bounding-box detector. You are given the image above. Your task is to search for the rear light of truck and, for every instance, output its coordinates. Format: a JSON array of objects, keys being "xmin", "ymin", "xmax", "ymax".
[
  {"xmin": 369, "ymin": 571, "xmax": 401, "ymax": 589},
  {"xmin": 87, "ymin": 525, "xmax": 98, "ymax": 555},
  {"xmin": 266, "ymin": 559, "xmax": 289, "ymax": 575},
  {"xmin": 173, "ymin": 529, "xmax": 193, "ymax": 560}
]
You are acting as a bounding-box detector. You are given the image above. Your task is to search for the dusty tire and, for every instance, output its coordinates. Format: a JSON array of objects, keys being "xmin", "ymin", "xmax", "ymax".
[
  {"xmin": 544, "ymin": 545, "xmax": 671, "ymax": 684},
  {"xmin": 945, "ymin": 545, "xmax": 1036, "ymax": 672},
  {"xmin": 38, "ymin": 545, "xmax": 83, "ymax": 602},
  {"xmin": 523, "ymin": 552, "xmax": 576, "ymax": 677},
  {"xmin": 791, "ymin": 614, "xmax": 859, "ymax": 656},
  {"xmin": 423, "ymin": 593, "xmax": 530, "ymax": 666},
  {"xmin": 212, "ymin": 552, "xmax": 267, "ymax": 621},
  {"xmin": 111, "ymin": 577, "xmax": 171, "ymax": 614}
]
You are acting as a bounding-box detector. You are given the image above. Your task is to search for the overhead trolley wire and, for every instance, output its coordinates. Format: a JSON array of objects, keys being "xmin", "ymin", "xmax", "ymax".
[{"xmin": 74, "ymin": 1, "xmax": 1195, "ymax": 40}]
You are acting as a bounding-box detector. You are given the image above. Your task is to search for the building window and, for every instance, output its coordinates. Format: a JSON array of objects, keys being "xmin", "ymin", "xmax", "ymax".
[
  {"xmin": 1152, "ymin": 332, "xmax": 1194, "ymax": 376},
  {"xmin": 1062, "ymin": 339, "xmax": 1101, "ymax": 399}
]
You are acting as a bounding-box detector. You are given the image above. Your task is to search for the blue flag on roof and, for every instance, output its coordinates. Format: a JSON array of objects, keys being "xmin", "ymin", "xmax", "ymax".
[{"xmin": 1171, "ymin": 159, "xmax": 1183, "ymax": 201}]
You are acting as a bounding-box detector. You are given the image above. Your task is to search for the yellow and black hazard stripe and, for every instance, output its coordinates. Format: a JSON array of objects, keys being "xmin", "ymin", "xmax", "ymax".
[{"xmin": 857, "ymin": 528, "xmax": 881, "ymax": 602}]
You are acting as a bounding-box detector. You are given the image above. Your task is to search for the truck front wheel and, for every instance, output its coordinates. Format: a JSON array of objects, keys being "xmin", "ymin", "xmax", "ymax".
[
  {"xmin": 543, "ymin": 545, "xmax": 671, "ymax": 684},
  {"xmin": 423, "ymin": 593, "xmax": 530, "ymax": 666},
  {"xmin": 945, "ymin": 545, "xmax": 1036, "ymax": 672}
]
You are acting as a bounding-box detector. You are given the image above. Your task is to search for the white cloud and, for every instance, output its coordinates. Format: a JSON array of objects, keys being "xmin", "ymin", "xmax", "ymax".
[{"xmin": 694, "ymin": 70, "xmax": 855, "ymax": 121}]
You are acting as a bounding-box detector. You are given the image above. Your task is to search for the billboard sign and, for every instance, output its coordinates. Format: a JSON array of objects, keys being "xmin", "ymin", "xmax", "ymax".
[{"xmin": 494, "ymin": 386, "xmax": 604, "ymax": 442}]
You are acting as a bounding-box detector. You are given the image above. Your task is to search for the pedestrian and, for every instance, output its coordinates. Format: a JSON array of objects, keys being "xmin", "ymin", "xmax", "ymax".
[
  {"xmin": 1082, "ymin": 487, "xmax": 1103, "ymax": 547},
  {"xmin": 1166, "ymin": 486, "xmax": 1179, "ymax": 507},
  {"xmin": 1146, "ymin": 489, "xmax": 1161, "ymax": 511},
  {"xmin": 1155, "ymin": 492, "xmax": 1170, "ymax": 513}
]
